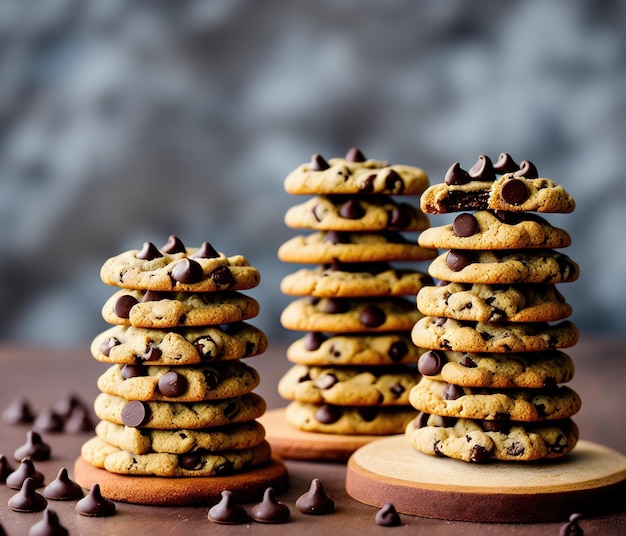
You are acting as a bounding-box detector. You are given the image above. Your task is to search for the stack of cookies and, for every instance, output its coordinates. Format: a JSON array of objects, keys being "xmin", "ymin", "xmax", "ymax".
[
  {"xmin": 79, "ymin": 237, "xmax": 276, "ymax": 485},
  {"xmin": 406, "ymin": 154, "xmax": 581, "ymax": 462},
  {"xmin": 276, "ymin": 148, "xmax": 436, "ymax": 437}
]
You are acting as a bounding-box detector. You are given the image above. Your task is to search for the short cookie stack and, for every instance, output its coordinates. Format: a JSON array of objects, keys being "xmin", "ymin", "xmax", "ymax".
[
  {"xmin": 406, "ymin": 154, "xmax": 581, "ymax": 462},
  {"xmin": 277, "ymin": 148, "xmax": 436, "ymax": 438},
  {"xmin": 78, "ymin": 237, "xmax": 278, "ymax": 494}
]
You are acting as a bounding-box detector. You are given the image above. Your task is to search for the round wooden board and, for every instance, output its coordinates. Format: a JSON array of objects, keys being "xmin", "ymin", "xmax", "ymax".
[
  {"xmin": 346, "ymin": 436, "xmax": 626, "ymax": 523},
  {"xmin": 258, "ymin": 407, "xmax": 383, "ymax": 462},
  {"xmin": 74, "ymin": 455, "xmax": 288, "ymax": 506}
]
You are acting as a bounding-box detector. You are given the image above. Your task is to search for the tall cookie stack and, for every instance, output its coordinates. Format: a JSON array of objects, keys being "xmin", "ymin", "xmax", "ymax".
[
  {"xmin": 276, "ymin": 148, "xmax": 435, "ymax": 444},
  {"xmin": 405, "ymin": 154, "xmax": 580, "ymax": 463},
  {"xmin": 75, "ymin": 237, "xmax": 286, "ymax": 504}
]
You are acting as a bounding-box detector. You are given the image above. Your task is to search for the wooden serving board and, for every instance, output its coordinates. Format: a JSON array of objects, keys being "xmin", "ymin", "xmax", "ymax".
[
  {"xmin": 258, "ymin": 407, "xmax": 383, "ymax": 462},
  {"xmin": 346, "ymin": 436, "xmax": 626, "ymax": 523},
  {"xmin": 74, "ymin": 455, "xmax": 288, "ymax": 506}
]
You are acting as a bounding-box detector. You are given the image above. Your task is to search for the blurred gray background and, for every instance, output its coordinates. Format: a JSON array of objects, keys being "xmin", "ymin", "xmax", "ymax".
[{"xmin": 0, "ymin": 0, "xmax": 624, "ymax": 347}]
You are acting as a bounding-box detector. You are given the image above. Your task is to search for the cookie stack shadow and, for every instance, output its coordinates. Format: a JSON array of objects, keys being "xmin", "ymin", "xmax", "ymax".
[
  {"xmin": 260, "ymin": 148, "xmax": 435, "ymax": 461},
  {"xmin": 73, "ymin": 237, "xmax": 287, "ymax": 505}
]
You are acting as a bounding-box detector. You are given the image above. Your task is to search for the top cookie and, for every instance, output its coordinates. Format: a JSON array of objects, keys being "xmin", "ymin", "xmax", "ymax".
[
  {"xmin": 100, "ymin": 237, "xmax": 260, "ymax": 292},
  {"xmin": 420, "ymin": 155, "xmax": 575, "ymax": 214},
  {"xmin": 284, "ymin": 148, "xmax": 430, "ymax": 196}
]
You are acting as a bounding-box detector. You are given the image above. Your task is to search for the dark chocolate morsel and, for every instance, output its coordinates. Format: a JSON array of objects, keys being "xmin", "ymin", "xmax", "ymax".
[
  {"xmin": 559, "ymin": 513, "xmax": 584, "ymax": 536},
  {"xmin": 493, "ymin": 210, "xmax": 523, "ymax": 225},
  {"xmin": 358, "ymin": 407, "xmax": 378, "ymax": 422},
  {"xmin": 385, "ymin": 169, "xmax": 403, "ymax": 192},
  {"xmin": 179, "ymin": 452, "xmax": 202, "ymax": 470},
  {"xmin": 224, "ymin": 401, "xmax": 240, "ymax": 419},
  {"xmin": 2, "ymin": 396, "xmax": 35, "ymax": 424},
  {"xmin": 446, "ymin": 250, "xmax": 474, "ymax": 272},
  {"xmin": 375, "ymin": 502, "xmax": 402, "ymax": 527},
  {"xmin": 339, "ymin": 198, "xmax": 365, "ymax": 219},
  {"xmin": 141, "ymin": 290, "xmax": 166, "ymax": 302},
  {"xmin": 314, "ymin": 373, "xmax": 338, "ymax": 390},
  {"xmin": 43, "ymin": 468, "xmax": 84, "ymax": 500},
  {"xmin": 136, "ymin": 242, "xmax": 163, "ymax": 260},
  {"xmin": 324, "ymin": 230, "xmax": 349, "ymax": 244},
  {"xmin": 33, "ymin": 407, "xmax": 64, "ymax": 433},
  {"xmin": 203, "ymin": 371, "xmax": 220, "ymax": 390},
  {"xmin": 314, "ymin": 404, "xmax": 341, "ymax": 424},
  {"xmin": 121, "ymin": 401, "xmax": 150, "ymax": 427},
  {"xmin": 172, "ymin": 258, "xmax": 204, "ymax": 284},
  {"xmin": 470, "ymin": 444, "xmax": 489, "ymax": 463},
  {"xmin": 250, "ymin": 487, "xmax": 290, "ymax": 524},
  {"xmin": 14, "ymin": 430, "xmax": 51, "ymax": 461},
  {"xmin": 208, "ymin": 490, "xmax": 248, "ymax": 525},
  {"xmin": 160, "ymin": 235, "xmax": 186, "ymax": 254},
  {"xmin": 0, "ymin": 454, "xmax": 14, "ymax": 482},
  {"xmin": 359, "ymin": 305, "xmax": 386, "ymax": 327},
  {"xmin": 309, "ymin": 154, "xmax": 329, "ymax": 171},
  {"xmin": 304, "ymin": 332, "xmax": 327, "ymax": 351},
  {"xmin": 157, "ymin": 371, "xmax": 188, "ymax": 397},
  {"xmin": 390, "ymin": 383, "xmax": 405, "ymax": 397},
  {"xmin": 418, "ymin": 350, "xmax": 444, "ymax": 376},
  {"xmin": 64, "ymin": 405, "xmax": 94, "ymax": 434},
  {"xmin": 114, "ymin": 294, "xmax": 138, "ymax": 319},
  {"xmin": 460, "ymin": 354, "xmax": 478, "ymax": 368},
  {"xmin": 388, "ymin": 340, "xmax": 408, "ymax": 362},
  {"xmin": 295, "ymin": 479, "xmax": 335, "ymax": 515},
  {"xmin": 210, "ymin": 265, "xmax": 233, "ymax": 286},
  {"xmin": 52, "ymin": 393, "xmax": 83, "ymax": 420},
  {"xmin": 121, "ymin": 364, "xmax": 147, "ymax": 379},
  {"xmin": 493, "ymin": 153, "xmax": 519, "ymax": 173},
  {"xmin": 6, "ymin": 457, "xmax": 45, "ymax": 489},
  {"xmin": 468, "ymin": 154, "xmax": 496, "ymax": 180},
  {"xmin": 76, "ymin": 484, "xmax": 116, "ymax": 517},
  {"xmin": 322, "ymin": 298, "xmax": 350, "ymax": 314},
  {"xmin": 27, "ymin": 508, "xmax": 69, "ymax": 536},
  {"xmin": 514, "ymin": 159, "xmax": 538, "ymax": 179},
  {"xmin": 8, "ymin": 477, "xmax": 47, "ymax": 512},
  {"xmin": 193, "ymin": 242, "xmax": 219, "ymax": 259},
  {"xmin": 344, "ymin": 147, "xmax": 366, "ymax": 162},
  {"xmin": 443, "ymin": 383, "xmax": 464, "ymax": 400},
  {"xmin": 360, "ymin": 174, "xmax": 376, "ymax": 193},
  {"xmin": 139, "ymin": 342, "xmax": 162, "ymax": 362},
  {"xmin": 445, "ymin": 162, "xmax": 471, "ymax": 185},
  {"xmin": 452, "ymin": 213, "xmax": 479, "ymax": 237},
  {"xmin": 389, "ymin": 206, "xmax": 410, "ymax": 228},
  {"xmin": 99, "ymin": 337, "xmax": 120, "ymax": 357},
  {"xmin": 413, "ymin": 412, "xmax": 430, "ymax": 429},
  {"xmin": 480, "ymin": 420, "xmax": 509, "ymax": 433},
  {"xmin": 501, "ymin": 178, "xmax": 529, "ymax": 205}
]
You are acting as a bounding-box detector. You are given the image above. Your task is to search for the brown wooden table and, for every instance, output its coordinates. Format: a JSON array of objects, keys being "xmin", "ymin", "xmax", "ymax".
[{"xmin": 0, "ymin": 338, "xmax": 625, "ymax": 535}]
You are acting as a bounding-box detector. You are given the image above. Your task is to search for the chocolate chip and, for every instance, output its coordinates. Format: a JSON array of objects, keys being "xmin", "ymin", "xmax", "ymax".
[
  {"xmin": 141, "ymin": 290, "xmax": 166, "ymax": 302},
  {"xmin": 29, "ymin": 507, "xmax": 69, "ymax": 535},
  {"xmin": 224, "ymin": 401, "xmax": 239, "ymax": 419},
  {"xmin": 215, "ymin": 460, "xmax": 234, "ymax": 476},
  {"xmin": 114, "ymin": 294, "xmax": 138, "ymax": 318},
  {"xmin": 179, "ymin": 452, "xmax": 202, "ymax": 470},
  {"xmin": 210, "ymin": 265, "xmax": 233, "ymax": 286},
  {"xmin": 314, "ymin": 404, "xmax": 341, "ymax": 424},
  {"xmin": 460, "ymin": 354, "xmax": 477, "ymax": 368},
  {"xmin": 559, "ymin": 513, "xmax": 584, "ymax": 536},
  {"xmin": 480, "ymin": 420, "xmax": 508, "ymax": 433},
  {"xmin": 360, "ymin": 174, "xmax": 376, "ymax": 193},
  {"xmin": 139, "ymin": 342, "xmax": 161, "ymax": 362},
  {"xmin": 0, "ymin": 454, "xmax": 14, "ymax": 482},
  {"xmin": 136, "ymin": 241, "xmax": 163, "ymax": 260},
  {"xmin": 208, "ymin": 490, "xmax": 248, "ymax": 525},
  {"xmin": 8, "ymin": 477, "xmax": 47, "ymax": 512},
  {"xmin": 345, "ymin": 147, "xmax": 366, "ymax": 162},
  {"xmin": 304, "ymin": 332, "xmax": 326, "ymax": 351},
  {"xmin": 443, "ymin": 383, "xmax": 463, "ymax": 400},
  {"xmin": 43, "ymin": 468, "xmax": 84, "ymax": 500},
  {"xmin": 309, "ymin": 154, "xmax": 329, "ymax": 171},
  {"xmin": 314, "ymin": 374, "xmax": 338, "ymax": 390},
  {"xmin": 468, "ymin": 154, "xmax": 496, "ymax": 180},
  {"xmin": 160, "ymin": 235, "xmax": 186, "ymax": 254},
  {"xmin": 418, "ymin": 350, "xmax": 444, "ymax": 376},
  {"xmin": 34, "ymin": 407, "xmax": 64, "ymax": 433},
  {"xmin": 388, "ymin": 340, "xmax": 408, "ymax": 362},
  {"xmin": 121, "ymin": 401, "xmax": 150, "ymax": 427},
  {"xmin": 389, "ymin": 206, "xmax": 410, "ymax": 228},
  {"xmin": 501, "ymin": 178, "xmax": 529, "ymax": 205},
  {"xmin": 385, "ymin": 169, "xmax": 403, "ymax": 192},
  {"xmin": 52, "ymin": 393, "xmax": 84, "ymax": 420},
  {"xmin": 445, "ymin": 162, "xmax": 471, "ymax": 185},
  {"xmin": 513, "ymin": 159, "xmax": 538, "ymax": 179},
  {"xmin": 63, "ymin": 405, "xmax": 94, "ymax": 434},
  {"xmin": 358, "ymin": 407, "xmax": 378, "ymax": 422},
  {"xmin": 14, "ymin": 430, "xmax": 51, "ymax": 461},
  {"xmin": 193, "ymin": 242, "xmax": 219, "ymax": 259},
  {"xmin": 6, "ymin": 458, "xmax": 45, "ymax": 489},
  {"xmin": 295, "ymin": 479, "xmax": 335, "ymax": 515},
  {"xmin": 121, "ymin": 364, "xmax": 147, "ymax": 379},
  {"xmin": 172, "ymin": 258, "xmax": 204, "ymax": 284},
  {"xmin": 452, "ymin": 213, "xmax": 479, "ymax": 237},
  {"xmin": 359, "ymin": 304, "xmax": 386, "ymax": 327},
  {"xmin": 338, "ymin": 198, "xmax": 365, "ymax": 219},
  {"xmin": 493, "ymin": 210, "xmax": 522, "ymax": 225},
  {"xmin": 446, "ymin": 250, "xmax": 474, "ymax": 271},
  {"xmin": 470, "ymin": 445, "xmax": 489, "ymax": 463},
  {"xmin": 493, "ymin": 153, "xmax": 519, "ymax": 173},
  {"xmin": 2, "ymin": 396, "xmax": 35, "ymax": 424},
  {"xmin": 157, "ymin": 371, "xmax": 188, "ymax": 397},
  {"xmin": 375, "ymin": 503, "xmax": 402, "ymax": 527},
  {"xmin": 413, "ymin": 412, "xmax": 430, "ymax": 429},
  {"xmin": 321, "ymin": 298, "xmax": 350, "ymax": 314},
  {"xmin": 204, "ymin": 370, "xmax": 220, "ymax": 390},
  {"xmin": 507, "ymin": 442, "xmax": 525, "ymax": 457},
  {"xmin": 250, "ymin": 487, "xmax": 290, "ymax": 524},
  {"xmin": 390, "ymin": 383, "xmax": 405, "ymax": 397},
  {"xmin": 76, "ymin": 484, "xmax": 116, "ymax": 517}
]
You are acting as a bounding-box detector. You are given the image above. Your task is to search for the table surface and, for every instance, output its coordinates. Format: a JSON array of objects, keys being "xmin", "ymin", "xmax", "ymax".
[{"xmin": 0, "ymin": 337, "xmax": 625, "ymax": 535}]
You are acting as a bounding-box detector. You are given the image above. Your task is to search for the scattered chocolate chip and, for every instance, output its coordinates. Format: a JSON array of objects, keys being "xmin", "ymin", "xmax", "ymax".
[
  {"xmin": 452, "ymin": 213, "xmax": 479, "ymax": 237},
  {"xmin": 203, "ymin": 370, "xmax": 220, "ymax": 390},
  {"xmin": 460, "ymin": 354, "xmax": 477, "ymax": 368},
  {"xmin": 468, "ymin": 154, "xmax": 495, "ymax": 180},
  {"xmin": 324, "ymin": 230, "xmax": 349, "ymax": 244},
  {"xmin": 99, "ymin": 337, "xmax": 120, "ymax": 357},
  {"xmin": 445, "ymin": 162, "xmax": 471, "ymax": 185},
  {"xmin": 443, "ymin": 383, "xmax": 464, "ymax": 400},
  {"xmin": 345, "ymin": 147, "xmax": 366, "ymax": 162},
  {"xmin": 314, "ymin": 404, "xmax": 341, "ymax": 424},
  {"xmin": 210, "ymin": 265, "xmax": 233, "ymax": 286},
  {"xmin": 389, "ymin": 206, "xmax": 410, "ymax": 228},
  {"xmin": 160, "ymin": 235, "xmax": 186, "ymax": 254},
  {"xmin": 413, "ymin": 412, "xmax": 430, "ymax": 429},
  {"xmin": 157, "ymin": 371, "xmax": 188, "ymax": 397},
  {"xmin": 223, "ymin": 401, "xmax": 239, "ymax": 419},
  {"xmin": 136, "ymin": 242, "xmax": 163, "ymax": 260},
  {"xmin": 0, "ymin": 454, "xmax": 14, "ymax": 482},
  {"xmin": 493, "ymin": 152, "xmax": 519, "ymax": 173},
  {"xmin": 179, "ymin": 452, "xmax": 202, "ymax": 471},
  {"xmin": 33, "ymin": 407, "xmax": 64, "ymax": 433},
  {"xmin": 375, "ymin": 502, "xmax": 402, "ymax": 527},
  {"xmin": 193, "ymin": 242, "xmax": 219, "ymax": 259},
  {"xmin": 14, "ymin": 430, "xmax": 51, "ymax": 461},
  {"xmin": 121, "ymin": 364, "xmax": 147, "ymax": 379},
  {"xmin": 141, "ymin": 290, "xmax": 166, "ymax": 302},
  {"xmin": 446, "ymin": 250, "xmax": 474, "ymax": 272},
  {"xmin": 215, "ymin": 459, "xmax": 235, "ymax": 476},
  {"xmin": 8, "ymin": 477, "xmax": 48, "ymax": 512},
  {"xmin": 121, "ymin": 401, "xmax": 150, "ymax": 427},
  {"xmin": 314, "ymin": 373, "xmax": 338, "ymax": 390},
  {"xmin": 113, "ymin": 294, "xmax": 138, "ymax": 319},
  {"xmin": 385, "ymin": 169, "xmax": 403, "ymax": 192},
  {"xmin": 514, "ymin": 160, "xmax": 538, "ymax": 179},
  {"xmin": 52, "ymin": 393, "xmax": 84, "ymax": 420},
  {"xmin": 43, "ymin": 468, "xmax": 84, "ymax": 501},
  {"xmin": 309, "ymin": 154, "xmax": 329, "ymax": 171},
  {"xmin": 360, "ymin": 174, "xmax": 376, "ymax": 193},
  {"xmin": 507, "ymin": 442, "xmax": 525, "ymax": 457},
  {"xmin": 339, "ymin": 198, "xmax": 365, "ymax": 219},
  {"xmin": 208, "ymin": 490, "xmax": 248, "ymax": 525},
  {"xmin": 358, "ymin": 407, "xmax": 378, "ymax": 422},
  {"xmin": 3, "ymin": 396, "xmax": 35, "ymax": 424},
  {"xmin": 501, "ymin": 178, "xmax": 529, "ymax": 205},
  {"xmin": 359, "ymin": 304, "xmax": 386, "ymax": 327},
  {"xmin": 493, "ymin": 210, "xmax": 522, "ymax": 225},
  {"xmin": 390, "ymin": 383, "xmax": 405, "ymax": 397},
  {"xmin": 470, "ymin": 445, "xmax": 489, "ymax": 463},
  {"xmin": 321, "ymin": 298, "xmax": 350, "ymax": 314},
  {"xmin": 139, "ymin": 342, "xmax": 161, "ymax": 362},
  {"xmin": 28, "ymin": 508, "xmax": 69, "ymax": 536},
  {"xmin": 304, "ymin": 332, "xmax": 326, "ymax": 351},
  {"xmin": 418, "ymin": 350, "xmax": 444, "ymax": 376},
  {"xmin": 64, "ymin": 404, "xmax": 94, "ymax": 434},
  {"xmin": 435, "ymin": 317, "xmax": 447, "ymax": 327},
  {"xmin": 388, "ymin": 340, "xmax": 408, "ymax": 362},
  {"xmin": 6, "ymin": 457, "xmax": 44, "ymax": 489},
  {"xmin": 76, "ymin": 484, "xmax": 116, "ymax": 517},
  {"xmin": 172, "ymin": 258, "xmax": 204, "ymax": 284},
  {"xmin": 480, "ymin": 420, "xmax": 508, "ymax": 433},
  {"xmin": 295, "ymin": 478, "xmax": 335, "ymax": 515},
  {"xmin": 250, "ymin": 487, "xmax": 290, "ymax": 524}
]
